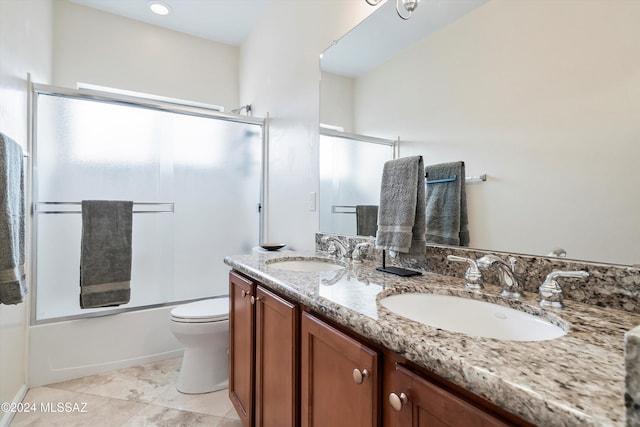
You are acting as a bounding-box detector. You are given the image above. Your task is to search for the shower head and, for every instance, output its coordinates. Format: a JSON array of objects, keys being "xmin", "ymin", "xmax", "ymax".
[{"xmin": 231, "ymin": 104, "xmax": 252, "ymax": 115}]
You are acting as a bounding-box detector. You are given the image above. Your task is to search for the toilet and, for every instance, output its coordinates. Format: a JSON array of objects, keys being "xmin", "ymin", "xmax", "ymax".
[{"xmin": 170, "ymin": 297, "xmax": 229, "ymax": 394}]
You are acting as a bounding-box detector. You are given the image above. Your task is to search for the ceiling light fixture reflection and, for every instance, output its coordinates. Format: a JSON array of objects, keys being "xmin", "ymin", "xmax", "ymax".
[
  {"xmin": 149, "ymin": 1, "xmax": 171, "ymax": 16},
  {"xmin": 365, "ymin": 0, "xmax": 420, "ymax": 20}
]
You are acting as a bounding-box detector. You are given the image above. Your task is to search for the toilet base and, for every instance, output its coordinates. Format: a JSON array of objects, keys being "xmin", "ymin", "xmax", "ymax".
[
  {"xmin": 169, "ymin": 298, "xmax": 230, "ymax": 394},
  {"xmin": 176, "ymin": 345, "xmax": 229, "ymax": 394}
]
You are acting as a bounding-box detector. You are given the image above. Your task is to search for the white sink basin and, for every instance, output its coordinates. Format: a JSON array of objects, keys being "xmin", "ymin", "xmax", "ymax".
[
  {"xmin": 379, "ymin": 293, "xmax": 566, "ymax": 342},
  {"xmin": 266, "ymin": 257, "xmax": 345, "ymax": 272}
]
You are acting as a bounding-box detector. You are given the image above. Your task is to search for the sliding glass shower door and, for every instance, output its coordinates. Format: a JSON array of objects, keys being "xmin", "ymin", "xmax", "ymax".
[{"xmin": 33, "ymin": 86, "xmax": 263, "ymax": 322}]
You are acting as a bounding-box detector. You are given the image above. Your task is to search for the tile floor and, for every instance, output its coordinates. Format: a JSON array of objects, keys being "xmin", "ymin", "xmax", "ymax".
[{"xmin": 10, "ymin": 357, "xmax": 242, "ymax": 427}]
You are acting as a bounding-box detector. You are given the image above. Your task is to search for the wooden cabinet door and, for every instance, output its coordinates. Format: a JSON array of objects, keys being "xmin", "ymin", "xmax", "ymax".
[
  {"xmin": 254, "ymin": 286, "xmax": 299, "ymax": 427},
  {"xmin": 229, "ymin": 271, "xmax": 255, "ymax": 427},
  {"xmin": 386, "ymin": 363, "xmax": 511, "ymax": 427},
  {"xmin": 301, "ymin": 312, "xmax": 379, "ymax": 427}
]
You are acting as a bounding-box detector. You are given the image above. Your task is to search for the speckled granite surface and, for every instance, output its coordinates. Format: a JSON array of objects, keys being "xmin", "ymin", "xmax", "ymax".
[
  {"xmin": 315, "ymin": 233, "xmax": 640, "ymax": 314},
  {"xmin": 626, "ymin": 326, "xmax": 640, "ymax": 426},
  {"xmin": 225, "ymin": 249, "xmax": 640, "ymax": 427}
]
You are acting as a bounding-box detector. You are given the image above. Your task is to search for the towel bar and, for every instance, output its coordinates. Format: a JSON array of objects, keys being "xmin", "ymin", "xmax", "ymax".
[
  {"xmin": 425, "ymin": 174, "xmax": 487, "ymax": 184},
  {"xmin": 34, "ymin": 201, "xmax": 175, "ymax": 214},
  {"xmin": 331, "ymin": 205, "xmax": 357, "ymax": 214}
]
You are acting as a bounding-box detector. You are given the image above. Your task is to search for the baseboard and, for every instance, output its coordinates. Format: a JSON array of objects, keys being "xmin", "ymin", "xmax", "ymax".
[{"xmin": 0, "ymin": 384, "xmax": 28, "ymax": 427}]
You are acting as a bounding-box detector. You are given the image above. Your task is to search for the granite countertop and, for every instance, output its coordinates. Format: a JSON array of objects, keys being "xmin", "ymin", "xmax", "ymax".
[{"xmin": 224, "ymin": 250, "xmax": 640, "ymax": 426}]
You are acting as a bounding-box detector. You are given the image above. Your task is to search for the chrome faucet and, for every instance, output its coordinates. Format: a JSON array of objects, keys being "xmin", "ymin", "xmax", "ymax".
[
  {"xmin": 322, "ymin": 236, "xmax": 350, "ymax": 259},
  {"xmin": 476, "ymin": 254, "xmax": 523, "ymax": 298},
  {"xmin": 539, "ymin": 270, "xmax": 589, "ymax": 309}
]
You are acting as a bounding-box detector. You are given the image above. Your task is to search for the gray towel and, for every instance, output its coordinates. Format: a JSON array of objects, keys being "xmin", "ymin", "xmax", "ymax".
[
  {"xmin": 0, "ymin": 133, "xmax": 26, "ymax": 305},
  {"xmin": 425, "ymin": 161, "xmax": 470, "ymax": 246},
  {"xmin": 356, "ymin": 205, "xmax": 378, "ymax": 237},
  {"xmin": 375, "ymin": 156, "xmax": 426, "ymax": 255},
  {"xmin": 80, "ymin": 200, "xmax": 133, "ymax": 308}
]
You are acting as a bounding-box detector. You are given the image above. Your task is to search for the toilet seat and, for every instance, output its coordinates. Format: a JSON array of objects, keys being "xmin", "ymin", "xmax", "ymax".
[{"xmin": 170, "ymin": 298, "xmax": 229, "ymax": 323}]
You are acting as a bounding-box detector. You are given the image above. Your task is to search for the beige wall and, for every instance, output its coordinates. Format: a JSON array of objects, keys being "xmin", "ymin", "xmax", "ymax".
[
  {"xmin": 0, "ymin": 0, "xmax": 52, "ymax": 425},
  {"xmin": 240, "ymin": 0, "xmax": 374, "ymax": 250},
  {"xmin": 320, "ymin": 72, "xmax": 355, "ymax": 132},
  {"xmin": 0, "ymin": 0, "xmax": 378, "ymax": 407},
  {"xmin": 353, "ymin": 0, "xmax": 640, "ymax": 264},
  {"xmin": 51, "ymin": 0, "xmax": 375, "ymax": 255},
  {"xmin": 52, "ymin": 0, "xmax": 239, "ymax": 110}
]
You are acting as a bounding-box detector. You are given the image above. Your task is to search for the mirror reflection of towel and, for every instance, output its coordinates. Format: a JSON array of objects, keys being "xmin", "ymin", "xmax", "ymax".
[
  {"xmin": 356, "ymin": 205, "xmax": 378, "ymax": 237},
  {"xmin": 425, "ymin": 161, "xmax": 469, "ymax": 246},
  {"xmin": 80, "ymin": 200, "xmax": 133, "ymax": 308}
]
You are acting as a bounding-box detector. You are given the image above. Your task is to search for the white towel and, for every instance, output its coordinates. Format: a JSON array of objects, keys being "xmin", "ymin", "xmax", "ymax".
[
  {"xmin": 375, "ymin": 156, "xmax": 426, "ymax": 255},
  {"xmin": 0, "ymin": 133, "xmax": 27, "ymax": 305}
]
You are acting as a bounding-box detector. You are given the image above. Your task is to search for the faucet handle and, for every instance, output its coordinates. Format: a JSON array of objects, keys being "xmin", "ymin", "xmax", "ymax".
[
  {"xmin": 322, "ymin": 236, "xmax": 349, "ymax": 259},
  {"xmin": 539, "ymin": 270, "xmax": 589, "ymax": 309},
  {"xmin": 447, "ymin": 255, "xmax": 483, "ymax": 289},
  {"xmin": 352, "ymin": 242, "xmax": 370, "ymax": 263},
  {"xmin": 326, "ymin": 241, "xmax": 339, "ymax": 257}
]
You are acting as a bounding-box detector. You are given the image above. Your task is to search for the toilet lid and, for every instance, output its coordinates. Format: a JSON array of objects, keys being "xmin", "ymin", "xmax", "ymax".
[{"xmin": 170, "ymin": 298, "xmax": 229, "ymax": 322}]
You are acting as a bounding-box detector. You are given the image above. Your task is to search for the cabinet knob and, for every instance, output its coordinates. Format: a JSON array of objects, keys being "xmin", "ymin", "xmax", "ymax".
[
  {"xmin": 389, "ymin": 392, "xmax": 408, "ymax": 412},
  {"xmin": 352, "ymin": 368, "xmax": 369, "ymax": 384},
  {"xmin": 241, "ymin": 290, "xmax": 247, "ymax": 298},
  {"xmin": 250, "ymin": 296, "xmax": 260, "ymax": 305}
]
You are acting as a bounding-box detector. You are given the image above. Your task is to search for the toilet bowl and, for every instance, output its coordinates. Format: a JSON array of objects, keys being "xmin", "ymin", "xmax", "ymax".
[{"xmin": 170, "ymin": 297, "xmax": 229, "ymax": 394}]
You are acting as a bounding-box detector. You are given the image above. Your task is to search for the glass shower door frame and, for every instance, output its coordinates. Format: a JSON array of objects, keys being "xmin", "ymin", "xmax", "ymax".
[{"xmin": 29, "ymin": 83, "xmax": 267, "ymax": 325}]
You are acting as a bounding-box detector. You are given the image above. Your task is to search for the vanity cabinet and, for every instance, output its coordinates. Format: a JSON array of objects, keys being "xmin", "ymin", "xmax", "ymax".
[
  {"xmin": 300, "ymin": 312, "xmax": 379, "ymax": 427},
  {"xmin": 229, "ymin": 271, "xmax": 298, "ymax": 427},
  {"xmin": 230, "ymin": 270, "xmax": 531, "ymax": 427}
]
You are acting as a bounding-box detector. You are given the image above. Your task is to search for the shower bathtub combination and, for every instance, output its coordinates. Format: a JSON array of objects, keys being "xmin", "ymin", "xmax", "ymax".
[{"xmin": 28, "ymin": 84, "xmax": 265, "ymax": 386}]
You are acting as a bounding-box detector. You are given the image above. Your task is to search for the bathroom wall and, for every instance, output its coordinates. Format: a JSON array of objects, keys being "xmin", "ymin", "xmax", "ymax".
[
  {"xmin": 23, "ymin": 1, "xmax": 247, "ymax": 388},
  {"xmin": 22, "ymin": 0, "xmax": 377, "ymax": 387},
  {"xmin": 0, "ymin": 1, "xmax": 52, "ymax": 425},
  {"xmin": 52, "ymin": 0, "xmax": 239, "ymax": 110},
  {"xmin": 53, "ymin": 0, "xmax": 375, "ymax": 253},
  {"xmin": 239, "ymin": 0, "xmax": 375, "ymax": 251},
  {"xmin": 320, "ymin": 72, "xmax": 355, "ymax": 132},
  {"xmin": 352, "ymin": 0, "xmax": 640, "ymax": 264}
]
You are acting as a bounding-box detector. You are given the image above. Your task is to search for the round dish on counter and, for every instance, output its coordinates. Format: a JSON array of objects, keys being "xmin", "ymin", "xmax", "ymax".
[{"xmin": 260, "ymin": 243, "xmax": 286, "ymax": 251}]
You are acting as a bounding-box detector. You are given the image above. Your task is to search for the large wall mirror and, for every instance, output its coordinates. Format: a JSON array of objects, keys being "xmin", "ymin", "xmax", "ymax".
[
  {"xmin": 319, "ymin": 129, "xmax": 396, "ymax": 237},
  {"xmin": 320, "ymin": 0, "xmax": 640, "ymax": 266}
]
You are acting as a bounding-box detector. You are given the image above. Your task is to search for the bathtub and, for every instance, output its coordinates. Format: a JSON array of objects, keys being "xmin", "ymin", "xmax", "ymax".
[{"xmin": 28, "ymin": 305, "xmax": 184, "ymax": 387}]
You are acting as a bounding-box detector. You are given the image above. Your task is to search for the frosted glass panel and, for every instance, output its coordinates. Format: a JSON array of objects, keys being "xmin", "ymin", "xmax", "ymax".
[
  {"xmin": 34, "ymin": 93, "xmax": 262, "ymax": 320},
  {"xmin": 171, "ymin": 115, "xmax": 262, "ymax": 301},
  {"xmin": 319, "ymin": 134, "xmax": 393, "ymax": 236}
]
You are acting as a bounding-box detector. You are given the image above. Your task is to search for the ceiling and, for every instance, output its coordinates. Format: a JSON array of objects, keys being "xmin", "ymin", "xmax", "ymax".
[
  {"xmin": 69, "ymin": 0, "xmax": 488, "ymax": 77},
  {"xmin": 69, "ymin": 0, "xmax": 272, "ymax": 46},
  {"xmin": 321, "ymin": 0, "xmax": 488, "ymax": 77}
]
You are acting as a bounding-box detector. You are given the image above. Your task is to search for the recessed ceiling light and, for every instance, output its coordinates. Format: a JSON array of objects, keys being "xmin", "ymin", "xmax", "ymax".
[{"xmin": 149, "ymin": 1, "xmax": 171, "ymax": 16}]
